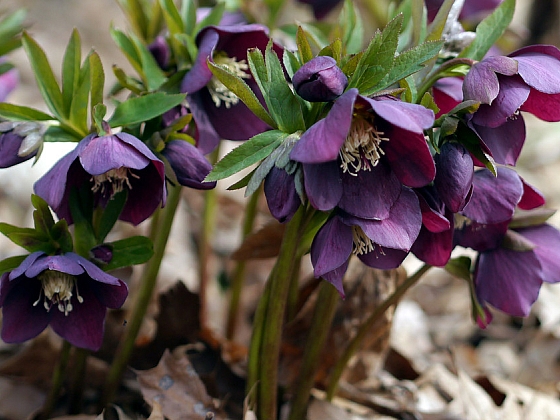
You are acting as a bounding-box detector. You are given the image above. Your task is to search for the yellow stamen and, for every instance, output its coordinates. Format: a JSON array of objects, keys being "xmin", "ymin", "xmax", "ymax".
[{"xmin": 91, "ymin": 167, "xmax": 139, "ymax": 197}]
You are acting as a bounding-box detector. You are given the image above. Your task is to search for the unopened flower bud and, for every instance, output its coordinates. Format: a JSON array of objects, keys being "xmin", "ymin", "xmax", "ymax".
[{"xmin": 292, "ymin": 56, "xmax": 347, "ymax": 102}]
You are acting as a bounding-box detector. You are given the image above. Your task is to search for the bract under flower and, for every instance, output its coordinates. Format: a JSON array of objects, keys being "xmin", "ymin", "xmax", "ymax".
[{"xmin": 0, "ymin": 251, "xmax": 128, "ymax": 351}]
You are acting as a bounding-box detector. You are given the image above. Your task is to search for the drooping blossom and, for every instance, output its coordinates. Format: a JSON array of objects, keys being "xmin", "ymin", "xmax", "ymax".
[
  {"xmin": 311, "ymin": 187, "xmax": 421, "ymax": 295},
  {"xmin": 264, "ymin": 166, "xmax": 301, "ymax": 223},
  {"xmin": 0, "ymin": 251, "xmax": 128, "ymax": 350},
  {"xmin": 181, "ymin": 25, "xmax": 283, "ymax": 153},
  {"xmin": 463, "ymin": 45, "xmax": 560, "ymax": 165},
  {"xmin": 296, "ymin": 0, "xmax": 342, "ymax": 19},
  {"xmin": 34, "ymin": 132, "xmax": 166, "ymax": 226},
  {"xmin": 0, "ymin": 121, "xmax": 43, "ymax": 168},
  {"xmin": 292, "ymin": 56, "xmax": 348, "ymax": 102},
  {"xmin": 290, "ymin": 88, "xmax": 435, "ymax": 218}
]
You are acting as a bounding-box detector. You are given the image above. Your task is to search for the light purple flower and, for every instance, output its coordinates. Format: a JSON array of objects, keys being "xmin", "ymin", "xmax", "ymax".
[
  {"xmin": 181, "ymin": 25, "xmax": 283, "ymax": 153},
  {"xmin": 0, "ymin": 66, "xmax": 17, "ymax": 102},
  {"xmin": 34, "ymin": 132, "xmax": 166, "ymax": 226},
  {"xmin": 0, "ymin": 251, "xmax": 128, "ymax": 350},
  {"xmin": 292, "ymin": 56, "xmax": 348, "ymax": 102}
]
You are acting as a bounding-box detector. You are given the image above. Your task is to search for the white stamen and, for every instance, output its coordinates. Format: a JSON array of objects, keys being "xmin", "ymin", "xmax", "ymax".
[
  {"xmin": 91, "ymin": 167, "xmax": 139, "ymax": 197},
  {"xmin": 339, "ymin": 118, "xmax": 388, "ymax": 176},
  {"xmin": 36, "ymin": 271, "xmax": 83, "ymax": 316},
  {"xmin": 352, "ymin": 226, "xmax": 375, "ymax": 256},
  {"xmin": 208, "ymin": 51, "xmax": 250, "ymax": 109},
  {"xmin": 454, "ymin": 213, "xmax": 473, "ymax": 229}
]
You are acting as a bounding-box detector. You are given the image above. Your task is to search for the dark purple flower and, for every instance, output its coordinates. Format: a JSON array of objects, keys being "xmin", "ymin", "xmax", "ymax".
[
  {"xmin": 0, "ymin": 251, "xmax": 128, "ymax": 350},
  {"xmin": 290, "ymin": 89, "xmax": 435, "ymax": 217},
  {"xmin": 426, "ymin": 0, "xmax": 504, "ymax": 22},
  {"xmin": 432, "ymin": 77, "xmax": 463, "ymax": 118},
  {"xmin": 292, "ymin": 56, "xmax": 348, "ymax": 102},
  {"xmin": 181, "ymin": 25, "xmax": 283, "ymax": 153},
  {"xmin": 148, "ymin": 36, "xmax": 170, "ymax": 70},
  {"xmin": 161, "ymin": 139, "xmax": 216, "ymax": 190},
  {"xmin": 463, "ymin": 45, "xmax": 560, "ymax": 165},
  {"xmin": 473, "ymin": 223, "xmax": 560, "ymax": 317},
  {"xmin": 264, "ymin": 167, "xmax": 301, "ymax": 223},
  {"xmin": 296, "ymin": 0, "xmax": 342, "ymax": 19},
  {"xmin": 434, "ymin": 142, "xmax": 473, "ymax": 213},
  {"xmin": 311, "ymin": 187, "xmax": 421, "ymax": 295},
  {"xmin": 34, "ymin": 132, "xmax": 166, "ymax": 226}
]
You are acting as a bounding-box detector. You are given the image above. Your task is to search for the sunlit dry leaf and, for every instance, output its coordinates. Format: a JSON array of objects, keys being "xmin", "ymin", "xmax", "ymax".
[
  {"xmin": 147, "ymin": 401, "xmax": 164, "ymax": 420},
  {"xmin": 135, "ymin": 348, "xmax": 226, "ymax": 420},
  {"xmin": 94, "ymin": 405, "xmax": 134, "ymax": 420},
  {"xmin": 230, "ymin": 221, "xmax": 285, "ymax": 260}
]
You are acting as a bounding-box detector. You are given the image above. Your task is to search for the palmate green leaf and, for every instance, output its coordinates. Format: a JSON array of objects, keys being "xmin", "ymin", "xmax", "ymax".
[
  {"xmin": 0, "ymin": 255, "xmax": 28, "ymax": 277},
  {"xmin": 208, "ymin": 59, "xmax": 275, "ymax": 128},
  {"xmin": 50, "ymin": 219, "xmax": 74, "ymax": 254},
  {"xmin": 364, "ymin": 39, "xmax": 444, "ymax": 95},
  {"xmin": 459, "ymin": 0, "xmax": 515, "ymax": 60},
  {"xmin": 108, "ymin": 92, "xmax": 185, "ymax": 127},
  {"xmin": 348, "ymin": 14, "xmax": 402, "ymax": 93},
  {"xmin": 22, "ymin": 32, "xmax": 64, "ymax": 119},
  {"xmin": 283, "ymin": 49, "xmax": 301, "ymax": 80},
  {"xmin": 103, "ymin": 236, "xmax": 154, "ymax": 271},
  {"xmin": 0, "ymin": 103, "xmax": 53, "ymax": 121},
  {"xmin": 264, "ymin": 43, "xmax": 305, "ymax": 133},
  {"xmin": 205, "ymin": 130, "xmax": 288, "ymax": 182},
  {"xmin": 62, "ymin": 29, "xmax": 81, "ymax": 117}
]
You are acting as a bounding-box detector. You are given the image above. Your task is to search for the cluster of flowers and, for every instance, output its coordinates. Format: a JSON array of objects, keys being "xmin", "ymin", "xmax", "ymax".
[{"xmin": 0, "ymin": 0, "xmax": 559, "ymax": 353}]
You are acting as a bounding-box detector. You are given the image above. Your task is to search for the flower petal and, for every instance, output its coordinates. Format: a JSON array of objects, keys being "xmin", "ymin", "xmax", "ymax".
[
  {"xmin": 434, "ymin": 142, "xmax": 474, "ymax": 213},
  {"xmin": 520, "ymin": 90, "xmax": 560, "ymax": 122},
  {"xmin": 470, "ymin": 116, "xmax": 526, "ymax": 166},
  {"xmin": 303, "ymin": 161, "xmax": 343, "ymax": 211},
  {"xmin": 514, "ymin": 51, "xmax": 560, "ymax": 94},
  {"xmin": 162, "ymin": 140, "xmax": 216, "ymax": 190},
  {"xmin": 290, "ymin": 89, "xmax": 358, "ymax": 163},
  {"xmin": 463, "ymin": 56, "xmax": 518, "ymax": 104},
  {"xmin": 516, "ymin": 224, "xmax": 560, "ymax": 284},
  {"xmin": 358, "ymin": 246, "xmax": 408, "ymax": 269},
  {"xmin": 311, "ymin": 216, "xmax": 353, "ymax": 278},
  {"xmin": 365, "ymin": 96, "xmax": 435, "ymax": 133}
]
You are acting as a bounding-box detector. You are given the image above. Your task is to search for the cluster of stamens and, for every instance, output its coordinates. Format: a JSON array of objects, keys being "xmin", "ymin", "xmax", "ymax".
[
  {"xmin": 91, "ymin": 167, "xmax": 138, "ymax": 197},
  {"xmin": 34, "ymin": 271, "xmax": 83, "ymax": 316},
  {"xmin": 352, "ymin": 226, "xmax": 376, "ymax": 256},
  {"xmin": 453, "ymin": 213, "xmax": 473, "ymax": 229},
  {"xmin": 208, "ymin": 51, "xmax": 250, "ymax": 108},
  {"xmin": 339, "ymin": 117, "xmax": 388, "ymax": 176}
]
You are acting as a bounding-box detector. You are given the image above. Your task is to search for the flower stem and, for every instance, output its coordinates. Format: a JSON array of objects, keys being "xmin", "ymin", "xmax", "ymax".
[
  {"xmin": 288, "ymin": 281, "xmax": 340, "ymax": 420},
  {"xmin": 39, "ymin": 340, "xmax": 72, "ymax": 419},
  {"xmin": 68, "ymin": 347, "xmax": 89, "ymax": 414},
  {"xmin": 253, "ymin": 205, "xmax": 306, "ymax": 420},
  {"xmin": 417, "ymin": 57, "xmax": 477, "ymax": 101},
  {"xmin": 325, "ymin": 263, "xmax": 432, "ymax": 400},
  {"xmin": 198, "ymin": 146, "xmax": 220, "ymax": 330},
  {"xmin": 225, "ymin": 186, "xmax": 261, "ymax": 340},
  {"xmin": 98, "ymin": 184, "xmax": 182, "ymax": 410}
]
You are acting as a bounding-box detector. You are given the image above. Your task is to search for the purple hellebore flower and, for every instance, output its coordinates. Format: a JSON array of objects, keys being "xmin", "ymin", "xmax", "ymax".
[
  {"xmin": 311, "ymin": 187, "xmax": 422, "ymax": 295},
  {"xmin": 473, "ymin": 223, "xmax": 560, "ymax": 318},
  {"xmin": 0, "ymin": 251, "xmax": 128, "ymax": 350},
  {"xmin": 161, "ymin": 139, "xmax": 216, "ymax": 190},
  {"xmin": 426, "ymin": 0, "xmax": 504, "ymax": 22},
  {"xmin": 432, "ymin": 77, "xmax": 463, "ymax": 118},
  {"xmin": 463, "ymin": 45, "xmax": 560, "ymax": 165},
  {"xmin": 292, "ymin": 56, "xmax": 348, "ymax": 102},
  {"xmin": 0, "ymin": 66, "xmax": 18, "ymax": 102},
  {"xmin": 34, "ymin": 132, "xmax": 166, "ymax": 226},
  {"xmin": 264, "ymin": 166, "xmax": 301, "ymax": 223},
  {"xmin": 290, "ymin": 88, "xmax": 435, "ymax": 217},
  {"xmin": 181, "ymin": 25, "xmax": 283, "ymax": 154},
  {"xmin": 296, "ymin": 0, "xmax": 342, "ymax": 19}
]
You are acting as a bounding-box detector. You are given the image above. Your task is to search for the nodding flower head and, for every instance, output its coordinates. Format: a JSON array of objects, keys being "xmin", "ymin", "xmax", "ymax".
[{"xmin": 292, "ymin": 56, "xmax": 348, "ymax": 102}]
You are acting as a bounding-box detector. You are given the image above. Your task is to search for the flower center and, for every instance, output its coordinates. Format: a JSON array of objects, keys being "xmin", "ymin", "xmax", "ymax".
[
  {"xmin": 208, "ymin": 51, "xmax": 250, "ymax": 109},
  {"xmin": 34, "ymin": 271, "xmax": 83, "ymax": 316},
  {"xmin": 339, "ymin": 118, "xmax": 388, "ymax": 176},
  {"xmin": 352, "ymin": 226, "xmax": 377, "ymax": 256},
  {"xmin": 91, "ymin": 167, "xmax": 139, "ymax": 197},
  {"xmin": 454, "ymin": 213, "xmax": 473, "ymax": 229}
]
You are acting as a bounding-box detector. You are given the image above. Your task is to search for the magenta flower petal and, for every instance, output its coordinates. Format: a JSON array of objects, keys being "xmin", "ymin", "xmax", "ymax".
[
  {"xmin": 475, "ymin": 247, "xmax": 543, "ymax": 317},
  {"xmin": 290, "ymin": 89, "xmax": 358, "ymax": 163},
  {"xmin": 461, "ymin": 167, "xmax": 523, "ymax": 224},
  {"xmin": 518, "ymin": 179, "xmax": 546, "ymax": 210},
  {"xmin": 311, "ymin": 216, "xmax": 353, "ymax": 279},
  {"xmin": 303, "ymin": 161, "xmax": 343, "ymax": 211},
  {"xmin": 520, "ymin": 90, "xmax": 560, "ymax": 122},
  {"xmin": 412, "ymin": 223, "xmax": 454, "ymax": 266}
]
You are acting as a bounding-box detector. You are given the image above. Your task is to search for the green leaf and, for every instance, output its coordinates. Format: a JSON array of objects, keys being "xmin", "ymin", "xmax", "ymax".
[
  {"xmin": 365, "ymin": 40, "xmax": 444, "ymax": 94},
  {"xmin": 89, "ymin": 52, "xmax": 105, "ymax": 115},
  {"xmin": 282, "ymin": 49, "xmax": 301, "ymax": 80},
  {"xmin": 62, "ymin": 29, "xmax": 82, "ymax": 116},
  {"xmin": 459, "ymin": 0, "xmax": 515, "ymax": 60},
  {"xmin": 0, "ymin": 223, "xmax": 53, "ymax": 253},
  {"xmin": 205, "ymin": 130, "xmax": 288, "ymax": 182},
  {"xmin": 296, "ymin": 26, "xmax": 313, "ymax": 64},
  {"xmin": 193, "ymin": 2, "xmax": 225, "ymax": 34},
  {"xmin": 226, "ymin": 168, "xmax": 257, "ymax": 191},
  {"xmin": 348, "ymin": 14, "xmax": 402, "ymax": 93},
  {"xmin": 207, "ymin": 59, "xmax": 276, "ymax": 128},
  {"xmin": 69, "ymin": 187, "xmax": 96, "ymax": 257},
  {"xmin": 31, "ymin": 194, "xmax": 55, "ymax": 235},
  {"xmin": 96, "ymin": 190, "xmax": 128, "ymax": 243},
  {"xmin": 112, "ymin": 65, "xmax": 145, "ymax": 95},
  {"xmin": 425, "ymin": 0, "xmax": 456, "ymax": 42},
  {"xmin": 43, "ymin": 126, "xmax": 82, "ymax": 143},
  {"xmin": 247, "ymin": 47, "xmax": 268, "ymax": 96},
  {"xmin": 50, "ymin": 219, "xmax": 74, "ymax": 254},
  {"xmin": 117, "ymin": 0, "xmax": 149, "ymax": 40},
  {"xmin": 0, "ymin": 103, "xmax": 53, "ymax": 121},
  {"xmin": 111, "ymin": 26, "xmax": 142, "ymax": 75},
  {"xmin": 129, "ymin": 32, "xmax": 167, "ymax": 91},
  {"xmin": 180, "ymin": 0, "xmax": 197, "ymax": 35},
  {"xmin": 22, "ymin": 32, "xmax": 64, "ymax": 118},
  {"xmin": 69, "ymin": 54, "xmax": 91, "ymax": 136},
  {"xmin": 0, "ymin": 9, "xmax": 25, "ymax": 43},
  {"xmin": 108, "ymin": 92, "xmax": 185, "ymax": 127},
  {"xmin": 0, "ymin": 255, "xmax": 28, "ymax": 276},
  {"xmin": 339, "ymin": 0, "xmax": 363, "ymax": 54},
  {"xmin": 103, "ymin": 236, "xmax": 154, "ymax": 271},
  {"xmin": 444, "ymin": 256, "xmax": 472, "ymax": 282},
  {"xmin": 264, "ymin": 43, "xmax": 305, "ymax": 132},
  {"xmin": 159, "ymin": 0, "xmax": 184, "ymax": 34}
]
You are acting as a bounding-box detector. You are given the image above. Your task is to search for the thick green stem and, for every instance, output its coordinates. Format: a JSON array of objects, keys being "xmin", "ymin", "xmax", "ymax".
[
  {"xmin": 39, "ymin": 340, "xmax": 72, "ymax": 419},
  {"xmin": 288, "ymin": 281, "xmax": 340, "ymax": 420},
  {"xmin": 255, "ymin": 206, "xmax": 306, "ymax": 420},
  {"xmin": 68, "ymin": 347, "xmax": 88, "ymax": 414},
  {"xmin": 99, "ymin": 184, "xmax": 182, "ymax": 410},
  {"xmin": 225, "ymin": 186, "xmax": 261, "ymax": 340},
  {"xmin": 325, "ymin": 264, "xmax": 432, "ymax": 400}
]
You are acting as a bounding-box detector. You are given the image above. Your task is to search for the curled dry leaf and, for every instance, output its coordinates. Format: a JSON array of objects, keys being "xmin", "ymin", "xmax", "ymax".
[{"xmin": 135, "ymin": 348, "xmax": 226, "ymax": 420}]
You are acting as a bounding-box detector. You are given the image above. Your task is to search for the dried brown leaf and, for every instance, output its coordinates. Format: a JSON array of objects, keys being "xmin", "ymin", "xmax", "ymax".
[
  {"xmin": 230, "ymin": 222, "xmax": 285, "ymax": 260},
  {"xmin": 135, "ymin": 348, "xmax": 226, "ymax": 420}
]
